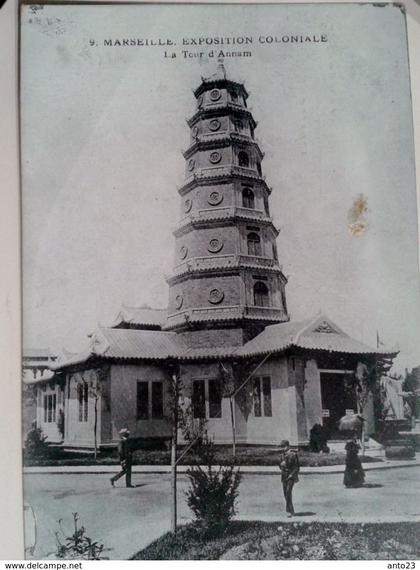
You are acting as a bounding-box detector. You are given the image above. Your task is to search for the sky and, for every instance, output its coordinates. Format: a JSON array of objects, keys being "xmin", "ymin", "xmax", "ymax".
[{"xmin": 20, "ymin": 3, "xmax": 420, "ymax": 372}]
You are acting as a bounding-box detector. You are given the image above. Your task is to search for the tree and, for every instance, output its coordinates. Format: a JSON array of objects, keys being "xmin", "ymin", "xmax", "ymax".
[
  {"xmin": 402, "ymin": 367, "xmax": 420, "ymax": 425},
  {"xmin": 218, "ymin": 355, "xmax": 273, "ymax": 457},
  {"xmin": 164, "ymin": 363, "xmax": 182, "ymax": 533},
  {"xmin": 82, "ymin": 366, "xmax": 109, "ymax": 460},
  {"xmin": 353, "ymin": 357, "xmax": 393, "ymax": 454},
  {"xmin": 177, "ymin": 386, "xmax": 207, "ymax": 448},
  {"xmin": 218, "ymin": 361, "xmax": 237, "ymax": 455},
  {"xmin": 164, "ymin": 362, "xmax": 209, "ymax": 533}
]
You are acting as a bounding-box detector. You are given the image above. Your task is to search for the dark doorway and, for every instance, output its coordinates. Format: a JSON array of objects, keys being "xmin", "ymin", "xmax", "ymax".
[{"xmin": 320, "ymin": 372, "xmax": 357, "ymax": 438}]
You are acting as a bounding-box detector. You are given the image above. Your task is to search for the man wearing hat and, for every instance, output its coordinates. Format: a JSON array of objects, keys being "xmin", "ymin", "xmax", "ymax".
[
  {"xmin": 110, "ymin": 428, "xmax": 133, "ymax": 488},
  {"xmin": 278, "ymin": 440, "xmax": 300, "ymax": 517}
]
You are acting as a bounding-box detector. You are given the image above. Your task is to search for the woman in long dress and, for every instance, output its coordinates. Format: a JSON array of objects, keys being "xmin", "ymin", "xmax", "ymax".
[{"xmin": 343, "ymin": 439, "xmax": 365, "ymax": 488}]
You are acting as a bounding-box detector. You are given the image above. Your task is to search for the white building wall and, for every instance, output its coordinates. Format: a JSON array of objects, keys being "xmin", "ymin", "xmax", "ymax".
[
  {"xmin": 64, "ymin": 371, "xmax": 99, "ymax": 448},
  {"xmin": 36, "ymin": 383, "xmax": 62, "ymax": 443},
  {"xmin": 304, "ymin": 359, "xmax": 323, "ymax": 432}
]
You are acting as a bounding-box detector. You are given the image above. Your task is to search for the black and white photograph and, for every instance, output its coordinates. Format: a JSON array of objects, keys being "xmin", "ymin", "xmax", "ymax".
[{"xmin": 18, "ymin": 1, "xmax": 420, "ymax": 561}]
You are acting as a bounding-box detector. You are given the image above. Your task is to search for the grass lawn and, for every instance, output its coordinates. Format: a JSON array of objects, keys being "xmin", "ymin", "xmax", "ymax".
[
  {"xmin": 131, "ymin": 521, "xmax": 419, "ymax": 560},
  {"xmin": 24, "ymin": 445, "xmax": 382, "ymax": 467}
]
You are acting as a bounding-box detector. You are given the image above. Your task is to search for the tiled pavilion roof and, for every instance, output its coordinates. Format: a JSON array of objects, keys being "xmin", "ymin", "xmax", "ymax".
[
  {"xmin": 111, "ymin": 305, "xmax": 167, "ymax": 329},
  {"xmin": 235, "ymin": 315, "xmax": 397, "ymax": 358},
  {"xmin": 50, "ymin": 314, "xmax": 397, "ymax": 372}
]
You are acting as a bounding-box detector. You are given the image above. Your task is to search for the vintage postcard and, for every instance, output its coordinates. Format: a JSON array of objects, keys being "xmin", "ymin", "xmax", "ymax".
[{"xmin": 20, "ymin": 2, "xmax": 420, "ymax": 561}]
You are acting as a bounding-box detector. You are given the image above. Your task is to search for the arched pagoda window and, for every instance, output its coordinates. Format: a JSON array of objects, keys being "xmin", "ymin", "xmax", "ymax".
[
  {"xmin": 253, "ymin": 281, "xmax": 269, "ymax": 306},
  {"xmin": 247, "ymin": 232, "xmax": 261, "ymax": 256},
  {"xmin": 242, "ymin": 188, "xmax": 255, "ymax": 209},
  {"xmin": 234, "ymin": 119, "xmax": 244, "ymax": 133},
  {"xmin": 257, "ymin": 161, "xmax": 262, "ymax": 176},
  {"xmin": 238, "ymin": 151, "xmax": 249, "ymax": 168}
]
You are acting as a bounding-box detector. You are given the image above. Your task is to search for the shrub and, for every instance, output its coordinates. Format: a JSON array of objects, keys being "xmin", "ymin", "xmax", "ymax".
[
  {"xmin": 309, "ymin": 423, "xmax": 329, "ymax": 453},
  {"xmin": 24, "ymin": 425, "xmax": 50, "ymax": 459},
  {"xmin": 186, "ymin": 439, "xmax": 241, "ymax": 538},
  {"xmin": 385, "ymin": 446, "xmax": 415, "ymax": 460},
  {"xmin": 57, "ymin": 409, "xmax": 65, "ymax": 439},
  {"xmin": 55, "ymin": 513, "xmax": 108, "ymax": 560}
]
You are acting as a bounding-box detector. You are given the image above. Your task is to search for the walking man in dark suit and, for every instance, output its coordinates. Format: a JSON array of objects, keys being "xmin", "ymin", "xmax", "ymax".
[
  {"xmin": 278, "ymin": 439, "xmax": 300, "ymax": 517},
  {"xmin": 110, "ymin": 428, "xmax": 133, "ymax": 488}
]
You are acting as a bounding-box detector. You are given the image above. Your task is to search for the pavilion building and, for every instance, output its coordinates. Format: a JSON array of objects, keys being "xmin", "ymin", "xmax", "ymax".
[{"xmin": 28, "ymin": 64, "xmax": 396, "ymax": 450}]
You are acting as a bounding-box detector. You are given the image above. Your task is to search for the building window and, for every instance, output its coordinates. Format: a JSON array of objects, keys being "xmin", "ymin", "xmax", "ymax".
[
  {"xmin": 137, "ymin": 381, "xmax": 149, "ymax": 420},
  {"xmin": 137, "ymin": 380, "xmax": 164, "ymax": 420},
  {"xmin": 193, "ymin": 379, "xmax": 222, "ymax": 419},
  {"xmin": 253, "ymin": 378, "xmax": 262, "ymax": 417},
  {"xmin": 192, "ymin": 380, "xmax": 206, "ymax": 419},
  {"xmin": 262, "ymin": 377, "xmax": 272, "ymax": 416},
  {"xmin": 57, "ymin": 385, "xmax": 65, "ymax": 407},
  {"xmin": 152, "ymin": 382, "xmax": 164, "ymax": 419},
  {"xmin": 252, "ymin": 376, "xmax": 272, "ymax": 417},
  {"xmin": 44, "ymin": 393, "xmax": 57, "ymax": 423},
  {"xmin": 242, "ymin": 188, "xmax": 255, "ymax": 209},
  {"xmin": 238, "ymin": 151, "xmax": 249, "ymax": 168},
  {"xmin": 257, "ymin": 161, "xmax": 262, "ymax": 176},
  {"xmin": 247, "ymin": 232, "xmax": 261, "ymax": 256},
  {"xmin": 254, "ymin": 281, "xmax": 269, "ymax": 306},
  {"xmin": 77, "ymin": 383, "xmax": 88, "ymax": 422},
  {"xmin": 208, "ymin": 379, "xmax": 222, "ymax": 418}
]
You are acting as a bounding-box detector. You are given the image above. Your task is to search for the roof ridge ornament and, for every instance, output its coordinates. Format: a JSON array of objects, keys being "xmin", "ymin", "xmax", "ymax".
[{"xmin": 313, "ymin": 321, "xmax": 337, "ymax": 334}]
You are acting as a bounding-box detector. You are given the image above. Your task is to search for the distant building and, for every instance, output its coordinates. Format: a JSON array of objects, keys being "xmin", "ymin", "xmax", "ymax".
[
  {"xmin": 27, "ymin": 65, "xmax": 397, "ymax": 450},
  {"xmin": 22, "ymin": 349, "xmax": 57, "ymax": 439}
]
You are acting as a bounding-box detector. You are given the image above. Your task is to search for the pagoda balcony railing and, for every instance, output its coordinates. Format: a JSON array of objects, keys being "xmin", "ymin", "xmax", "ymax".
[
  {"xmin": 186, "ymin": 165, "xmax": 264, "ymax": 180},
  {"xmin": 191, "ymin": 131, "xmax": 253, "ymax": 146},
  {"xmin": 165, "ymin": 304, "xmax": 288, "ymax": 328},
  {"xmin": 171, "ymin": 253, "xmax": 279, "ymax": 277},
  {"xmin": 237, "ymin": 254, "xmax": 276, "ymax": 267},
  {"xmin": 174, "ymin": 206, "xmax": 273, "ymax": 235},
  {"xmin": 196, "ymin": 206, "xmax": 269, "ymax": 222},
  {"xmin": 198, "ymin": 131, "xmax": 228, "ymax": 141},
  {"xmin": 232, "ymin": 165, "xmax": 263, "ymax": 178},
  {"xmin": 166, "ymin": 305, "xmax": 243, "ymax": 328},
  {"xmin": 244, "ymin": 306, "xmax": 288, "ymax": 321},
  {"xmin": 172, "ymin": 254, "xmax": 236, "ymax": 275}
]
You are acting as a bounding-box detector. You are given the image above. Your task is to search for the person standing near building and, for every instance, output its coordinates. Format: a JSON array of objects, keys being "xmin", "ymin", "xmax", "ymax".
[
  {"xmin": 343, "ymin": 438, "xmax": 365, "ymax": 488},
  {"xmin": 278, "ymin": 440, "xmax": 300, "ymax": 517},
  {"xmin": 110, "ymin": 428, "xmax": 133, "ymax": 488}
]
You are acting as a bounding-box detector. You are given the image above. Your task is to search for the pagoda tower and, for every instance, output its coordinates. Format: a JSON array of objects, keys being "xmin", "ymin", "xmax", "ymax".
[{"xmin": 165, "ymin": 63, "xmax": 289, "ymax": 347}]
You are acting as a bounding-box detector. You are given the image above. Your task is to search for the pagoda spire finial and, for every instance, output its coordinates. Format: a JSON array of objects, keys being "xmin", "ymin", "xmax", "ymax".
[
  {"xmin": 216, "ymin": 57, "xmax": 227, "ymax": 79},
  {"xmin": 202, "ymin": 59, "xmax": 227, "ymax": 83}
]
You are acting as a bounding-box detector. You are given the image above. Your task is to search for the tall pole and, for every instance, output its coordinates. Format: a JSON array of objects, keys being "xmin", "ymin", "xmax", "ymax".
[
  {"xmin": 229, "ymin": 396, "xmax": 236, "ymax": 457},
  {"xmin": 170, "ymin": 372, "xmax": 178, "ymax": 534},
  {"xmin": 170, "ymin": 436, "xmax": 177, "ymax": 533}
]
